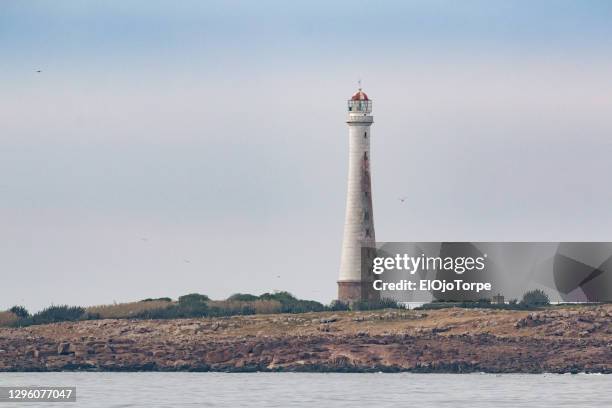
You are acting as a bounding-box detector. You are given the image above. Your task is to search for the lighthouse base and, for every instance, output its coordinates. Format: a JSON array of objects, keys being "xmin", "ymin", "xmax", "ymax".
[{"xmin": 337, "ymin": 280, "xmax": 380, "ymax": 304}]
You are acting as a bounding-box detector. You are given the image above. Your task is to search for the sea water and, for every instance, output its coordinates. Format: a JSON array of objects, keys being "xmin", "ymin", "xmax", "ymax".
[{"xmin": 0, "ymin": 372, "xmax": 610, "ymax": 407}]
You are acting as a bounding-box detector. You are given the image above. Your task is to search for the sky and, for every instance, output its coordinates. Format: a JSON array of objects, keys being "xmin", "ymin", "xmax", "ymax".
[{"xmin": 2, "ymin": 0, "xmax": 612, "ymax": 311}]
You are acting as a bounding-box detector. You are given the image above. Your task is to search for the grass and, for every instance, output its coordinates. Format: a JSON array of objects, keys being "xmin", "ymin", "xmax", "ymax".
[
  {"xmin": 0, "ymin": 311, "xmax": 18, "ymax": 326},
  {"xmin": 86, "ymin": 300, "xmax": 174, "ymax": 319},
  {"xmin": 207, "ymin": 300, "xmax": 282, "ymax": 315}
]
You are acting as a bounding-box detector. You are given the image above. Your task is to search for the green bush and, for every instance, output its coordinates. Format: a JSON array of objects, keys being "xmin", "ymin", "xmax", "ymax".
[
  {"xmin": 9, "ymin": 305, "xmax": 29, "ymax": 319},
  {"xmin": 328, "ymin": 300, "xmax": 350, "ymax": 311},
  {"xmin": 208, "ymin": 304, "xmax": 256, "ymax": 317},
  {"xmin": 136, "ymin": 301, "xmax": 208, "ymax": 319},
  {"xmin": 227, "ymin": 293, "xmax": 259, "ymax": 302},
  {"xmin": 178, "ymin": 293, "xmax": 210, "ymax": 306},
  {"xmin": 351, "ymin": 298, "xmax": 401, "ymax": 311},
  {"xmin": 256, "ymin": 292, "xmax": 325, "ymax": 314},
  {"xmin": 137, "ymin": 300, "xmax": 261, "ymax": 320},
  {"xmin": 417, "ymin": 299, "xmax": 533, "ymax": 311},
  {"xmin": 16, "ymin": 305, "xmax": 86, "ymax": 326},
  {"xmin": 36, "ymin": 305, "xmax": 85, "ymax": 322},
  {"xmin": 178, "ymin": 301, "xmax": 208, "ymax": 315},
  {"xmin": 136, "ymin": 293, "xmax": 210, "ymax": 319},
  {"xmin": 280, "ymin": 299, "xmax": 326, "ymax": 313},
  {"xmin": 521, "ymin": 289, "xmax": 550, "ymax": 307},
  {"xmin": 141, "ymin": 297, "xmax": 172, "ymax": 302},
  {"xmin": 259, "ymin": 291, "xmax": 297, "ymax": 303}
]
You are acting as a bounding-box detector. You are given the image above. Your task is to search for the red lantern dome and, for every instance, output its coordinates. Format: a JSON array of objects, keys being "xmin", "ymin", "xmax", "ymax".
[{"xmin": 351, "ymin": 89, "xmax": 369, "ymax": 101}]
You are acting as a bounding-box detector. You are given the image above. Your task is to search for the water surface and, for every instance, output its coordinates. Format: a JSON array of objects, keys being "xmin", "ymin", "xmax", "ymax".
[{"xmin": 0, "ymin": 372, "xmax": 610, "ymax": 407}]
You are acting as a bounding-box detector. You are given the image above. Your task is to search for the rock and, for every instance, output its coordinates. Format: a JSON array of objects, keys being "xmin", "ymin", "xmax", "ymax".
[
  {"xmin": 57, "ymin": 342, "xmax": 71, "ymax": 355},
  {"xmin": 173, "ymin": 360, "xmax": 188, "ymax": 368},
  {"xmin": 136, "ymin": 327, "xmax": 151, "ymax": 334},
  {"xmin": 250, "ymin": 343, "xmax": 264, "ymax": 356},
  {"xmin": 432, "ymin": 326, "xmax": 452, "ymax": 334},
  {"xmin": 205, "ymin": 349, "xmax": 232, "ymax": 363},
  {"xmin": 331, "ymin": 355, "xmax": 351, "ymax": 366}
]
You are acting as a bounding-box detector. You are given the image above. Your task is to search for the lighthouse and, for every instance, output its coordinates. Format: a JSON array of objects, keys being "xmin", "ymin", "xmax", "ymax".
[{"xmin": 338, "ymin": 87, "xmax": 379, "ymax": 303}]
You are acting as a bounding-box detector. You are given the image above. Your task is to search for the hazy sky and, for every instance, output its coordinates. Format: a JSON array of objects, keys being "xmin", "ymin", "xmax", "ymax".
[{"xmin": 2, "ymin": 1, "xmax": 612, "ymax": 311}]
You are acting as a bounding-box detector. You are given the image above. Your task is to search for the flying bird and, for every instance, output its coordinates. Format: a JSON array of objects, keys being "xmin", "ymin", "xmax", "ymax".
[
  {"xmin": 35, "ymin": 70, "xmax": 42, "ymax": 73},
  {"xmin": 398, "ymin": 196, "xmax": 408, "ymax": 203}
]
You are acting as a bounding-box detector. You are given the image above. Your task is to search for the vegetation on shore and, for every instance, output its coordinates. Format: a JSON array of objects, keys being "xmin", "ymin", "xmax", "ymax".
[
  {"xmin": 417, "ymin": 289, "xmax": 552, "ymax": 311},
  {"xmin": 1, "ymin": 292, "xmax": 402, "ymax": 327},
  {"xmin": 3, "ymin": 288, "xmax": 594, "ymax": 328}
]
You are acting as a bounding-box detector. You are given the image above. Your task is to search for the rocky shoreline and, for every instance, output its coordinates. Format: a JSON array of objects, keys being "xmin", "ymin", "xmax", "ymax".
[{"xmin": 1, "ymin": 305, "xmax": 610, "ymax": 373}]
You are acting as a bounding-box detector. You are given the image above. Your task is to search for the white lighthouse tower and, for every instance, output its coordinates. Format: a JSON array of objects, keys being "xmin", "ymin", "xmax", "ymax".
[{"xmin": 338, "ymin": 87, "xmax": 379, "ymax": 303}]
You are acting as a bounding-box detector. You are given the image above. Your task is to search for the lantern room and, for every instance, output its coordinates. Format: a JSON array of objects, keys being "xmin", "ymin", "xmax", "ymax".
[{"xmin": 347, "ymin": 89, "xmax": 372, "ymax": 113}]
